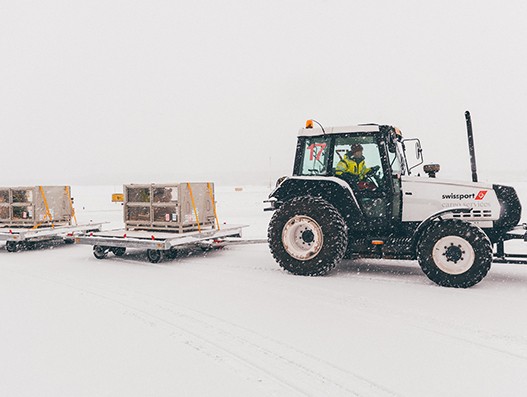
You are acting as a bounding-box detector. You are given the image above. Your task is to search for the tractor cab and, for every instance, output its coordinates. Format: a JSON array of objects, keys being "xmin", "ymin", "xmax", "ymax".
[{"xmin": 291, "ymin": 123, "xmax": 409, "ymax": 223}]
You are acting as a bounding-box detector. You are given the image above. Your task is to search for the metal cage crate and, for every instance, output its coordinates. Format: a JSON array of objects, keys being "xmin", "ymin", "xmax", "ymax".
[
  {"xmin": 124, "ymin": 183, "xmax": 216, "ymax": 232},
  {"xmin": 0, "ymin": 186, "xmax": 74, "ymax": 228}
]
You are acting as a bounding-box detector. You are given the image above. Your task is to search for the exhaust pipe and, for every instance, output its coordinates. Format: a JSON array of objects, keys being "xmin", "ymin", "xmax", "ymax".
[{"xmin": 465, "ymin": 111, "xmax": 478, "ymax": 183}]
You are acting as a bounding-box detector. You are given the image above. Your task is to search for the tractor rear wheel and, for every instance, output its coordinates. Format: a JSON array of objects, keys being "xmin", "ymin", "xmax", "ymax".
[
  {"xmin": 417, "ymin": 219, "xmax": 492, "ymax": 288},
  {"xmin": 268, "ymin": 196, "xmax": 348, "ymax": 276}
]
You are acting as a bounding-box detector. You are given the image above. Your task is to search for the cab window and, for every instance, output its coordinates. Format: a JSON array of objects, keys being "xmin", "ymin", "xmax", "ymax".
[
  {"xmin": 388, "ymin": 147, "xmax": 403, "ymax": 175},
  {"xmin": 298, "ymin": 136, "xmax": 330, "ymax": 176},
  {"xmin": 332, "ymin": 136, "xmax": 384, "ymax": 180}
]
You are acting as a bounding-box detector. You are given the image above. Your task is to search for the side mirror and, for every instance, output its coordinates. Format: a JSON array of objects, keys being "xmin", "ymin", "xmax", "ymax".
[
  {"xmin": 402, "ymin": 138, "xmax": 424, "ymax": 174},
  {"xmin": 415, "ymin": 141, "xmax": 423, "ymax": 160},
  {"xmin": 423, "ymin": 164, "xmax": 440, "ymax": 178}
]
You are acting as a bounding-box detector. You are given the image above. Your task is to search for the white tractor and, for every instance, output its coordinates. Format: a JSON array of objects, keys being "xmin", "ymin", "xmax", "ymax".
[{"xmin": 266, "ymin": 112, "xmax": 526, "ymax": 288}]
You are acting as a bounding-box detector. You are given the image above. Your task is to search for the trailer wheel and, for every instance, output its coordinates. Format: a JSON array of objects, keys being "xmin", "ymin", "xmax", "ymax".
[
  {"xmin": 112, "ymin": 247, "xmax": 126, "ymax": 257},
  {"xmin": 64, "ymin": 239, "xmax": 75, "ymax": 245},
  {"xmin": 417, "ymin": 219, "xmax": 492, "ymax": 288},
  {"xmin": 147, "ymin": 249, "xmax": 163, "ymax": 263},
  {"xmin": 268, "ymin": 196, "xmax": 348, "ymax": 276},
  {"xmin": 5, "ymin": 241, "xmax": 19, "ymax": 253},
  {"xmin": 165, "ymin": 247, "xmax": 178, "ymax": 260},
  {"xmin": 93, "ymin": 245, "xmax": 109, "ymax": 260}
]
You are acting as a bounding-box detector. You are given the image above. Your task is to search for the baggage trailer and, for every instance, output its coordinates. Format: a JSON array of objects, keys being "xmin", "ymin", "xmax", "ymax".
[
  {"xmin": 0, "ymin": 185, "xmax": 103, "ymax": 252},
  {"xmin": 1, "ymin": 223, "xmax": 103, "ymax": 252},
  {"xmin": 75, "ymin": 224, "xmax": 250, "ymax": 263},
  {"xmin": 77, "ymin": 182, "xmax": 266, "ymax": 263}
]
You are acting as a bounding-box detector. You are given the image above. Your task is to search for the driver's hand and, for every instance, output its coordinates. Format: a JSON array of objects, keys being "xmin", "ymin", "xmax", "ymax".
[{"xmin": 369, "ymin": 166, "xmax": 380, "ymax": 173}]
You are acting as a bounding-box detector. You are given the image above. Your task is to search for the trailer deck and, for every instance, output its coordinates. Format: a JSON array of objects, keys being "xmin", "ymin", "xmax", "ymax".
[
  {"xmin": 75, "ymin": 224, "xmax": 259, "ymax": 263},
  {"xmin": 1, "ymin": 223, "xmax": 103, "ymax": 252}
]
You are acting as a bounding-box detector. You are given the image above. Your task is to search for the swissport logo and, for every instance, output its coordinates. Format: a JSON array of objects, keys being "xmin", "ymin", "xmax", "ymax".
[
  {"xmin": 441, "ymin": 190, "xmax": 488, "ymax": 201},
  {"xmin": 475, "ymin": 190, "xmax": 488, "ymax": 200}
]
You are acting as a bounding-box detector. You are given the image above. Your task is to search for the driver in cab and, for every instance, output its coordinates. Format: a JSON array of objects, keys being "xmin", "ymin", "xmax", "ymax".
[{"xmin": 335, "ymin": 144, "xmax": 379, "ymax": 187}]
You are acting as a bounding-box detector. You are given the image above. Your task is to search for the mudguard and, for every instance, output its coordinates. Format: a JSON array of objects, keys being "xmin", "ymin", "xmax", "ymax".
[
  {"xmin": 410, "ymin": 207, "xmax": 472, "ymax": 251},
  {"xmin": 268, "ymin": 176, "xmax": 363, "ymax": 228}
]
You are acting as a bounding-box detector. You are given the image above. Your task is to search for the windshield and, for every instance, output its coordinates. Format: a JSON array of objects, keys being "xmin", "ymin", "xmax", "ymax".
[{"xmin": 298, "ymin": 136, "xmax": 331, "ymax": 176}]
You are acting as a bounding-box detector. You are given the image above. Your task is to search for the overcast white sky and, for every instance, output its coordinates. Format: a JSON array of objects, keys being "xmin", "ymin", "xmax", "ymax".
[{"xmin": 1, "ymin": 0, "xmax": 526, "ymax": 187}]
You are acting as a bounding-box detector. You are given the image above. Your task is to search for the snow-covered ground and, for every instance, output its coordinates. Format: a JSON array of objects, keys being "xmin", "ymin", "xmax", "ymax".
[{"xmin": 1, "ymin": 183, "xmax": 527, "ymax": 396}]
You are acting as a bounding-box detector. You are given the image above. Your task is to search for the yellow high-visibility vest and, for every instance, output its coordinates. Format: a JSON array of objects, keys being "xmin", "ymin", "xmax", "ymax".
[{"xmin": 335, "ymin": 155, "xmax": 370, "ymax": 179}]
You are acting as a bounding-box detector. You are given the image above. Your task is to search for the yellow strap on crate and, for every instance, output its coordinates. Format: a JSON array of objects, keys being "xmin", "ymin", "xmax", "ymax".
[
  {"xmin": 207, "ymin": 182, "xmax": 220, "ymax": 230},
  {"xmin": 35, "ymin": 186, "xmax": 54, "ymax": 229},
  {"xmin": 187, "ymin": 183, "xmax": 201, "ymax": 233},
  {"xmin": 65, "ymin": 186, "xmax": 78, "ymax": 225}
]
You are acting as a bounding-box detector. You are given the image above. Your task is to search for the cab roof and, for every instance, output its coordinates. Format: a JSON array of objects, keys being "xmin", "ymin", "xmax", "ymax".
[{"xmin": 298, "ymin": 124, "xmax": 382, "ymax": 137}]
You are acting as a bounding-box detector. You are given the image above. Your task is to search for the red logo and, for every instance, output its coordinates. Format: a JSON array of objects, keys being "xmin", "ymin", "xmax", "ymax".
[{"xmin": 475, "ymin": 190, "xmax": 488, "ymax": 200}]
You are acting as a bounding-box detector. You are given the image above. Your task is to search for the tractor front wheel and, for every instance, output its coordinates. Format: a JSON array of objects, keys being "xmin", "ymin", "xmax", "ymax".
[
  {"xmin": 417, "ymin": 219, "xmax": 492, "ymax": 288},
  {"xmin": 268, "ymin": 196, "xmax": 348, "ymax": 276}
]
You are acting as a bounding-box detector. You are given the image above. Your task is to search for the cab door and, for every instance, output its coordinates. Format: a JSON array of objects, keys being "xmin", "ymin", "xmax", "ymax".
[{"xmin": 331, "ymin": 134, "xmax": 392, "ymax": 231}]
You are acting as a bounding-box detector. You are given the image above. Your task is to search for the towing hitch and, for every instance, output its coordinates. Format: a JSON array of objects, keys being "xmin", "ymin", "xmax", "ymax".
[{"xmin": 493, "ymin": 224, "xmax": 527, "ymax": 264}]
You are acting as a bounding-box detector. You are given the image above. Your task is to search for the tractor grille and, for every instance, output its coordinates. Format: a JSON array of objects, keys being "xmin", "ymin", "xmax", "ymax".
[{"xmin": 493, "ymin": 184, "xmax": 522, "ymax": 230}]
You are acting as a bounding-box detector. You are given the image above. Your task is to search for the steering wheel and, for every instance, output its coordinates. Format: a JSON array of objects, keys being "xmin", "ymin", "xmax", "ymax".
[{"xmin": 361, "ymin": 167, "xmax": 381, "ymax": 190}]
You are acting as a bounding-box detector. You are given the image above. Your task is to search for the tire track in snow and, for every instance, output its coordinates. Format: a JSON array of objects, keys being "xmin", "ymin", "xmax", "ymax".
[
  {"xmin": 3, "ymin": 267, "xmax": 398, "ymax": 397},
  {"xmin": 199, "ymin": 259, "xmax": 527, "ymax": 362}
]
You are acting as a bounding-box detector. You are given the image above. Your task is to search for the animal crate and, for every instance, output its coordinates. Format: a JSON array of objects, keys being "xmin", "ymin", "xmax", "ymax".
[
  {"xmin": 124, "ymin": 183, "xmax": 217, "ymax": 232},
  {"xmin": 0, "ymin": 186, "xmax": 74, "ymax": 228}
]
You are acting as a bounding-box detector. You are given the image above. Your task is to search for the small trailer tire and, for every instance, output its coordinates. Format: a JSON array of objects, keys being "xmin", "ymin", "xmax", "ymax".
[
  {"xmin": 93, "ymin": 245, "xmax": 109, "ymax": 259},
  {"xmin": 112, "ymin": 247, "xmax": 126, "ymax": 257},
  {"xmin": 165, "ymin": 247, "xmax": 178, "ymax": 260},
  {"xmin": 147, "ymin": 249, "xmax": 163, "ymax": 263},
  {"xmin": 5, "ymin": 241, "xmax": 19, "ymax": 253}
]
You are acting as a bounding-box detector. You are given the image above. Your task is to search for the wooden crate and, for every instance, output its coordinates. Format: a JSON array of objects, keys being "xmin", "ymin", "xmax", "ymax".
[
  {"xmin": 124, "ymin": 183, "xmax": 216, "ymax": 232},
  {"xmin": 0, "ymin": 186, "xmax": 73, "ymax": 228}
]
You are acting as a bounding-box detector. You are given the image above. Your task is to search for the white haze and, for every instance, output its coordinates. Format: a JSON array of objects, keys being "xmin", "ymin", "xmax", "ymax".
[{"xmin": 1, "ymin": 0, "xmax": 526, "ymax": 187}]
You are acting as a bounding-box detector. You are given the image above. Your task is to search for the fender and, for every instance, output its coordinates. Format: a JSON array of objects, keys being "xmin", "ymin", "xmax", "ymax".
[
  {"xmin": 269, "ymin": 176, "xmax": 363, "ymax": 226},
  {"xmin": 411, "ymin": 207, "xmax": 472, "ymax": 251}
]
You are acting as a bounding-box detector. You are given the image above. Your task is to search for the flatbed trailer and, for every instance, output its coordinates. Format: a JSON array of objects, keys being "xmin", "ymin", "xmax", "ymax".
[
  {"xmin": 75, "ymin": 224, "xmax": 261, "ymax": 263},
  {"xmin": 1, "ymin": 223, "xmax": 103, "ymax": 252}
]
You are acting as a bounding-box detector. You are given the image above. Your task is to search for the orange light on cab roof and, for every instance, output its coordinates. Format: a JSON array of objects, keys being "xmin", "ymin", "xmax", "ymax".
[{"xmin": 305, "ymin": 119, "xmax": 314, "ymax": 129}]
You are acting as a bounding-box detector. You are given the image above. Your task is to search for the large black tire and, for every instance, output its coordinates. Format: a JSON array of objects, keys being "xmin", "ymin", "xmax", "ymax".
[
  {"xmin": 417, "ymin": 219, "xmax": 492, "ymax": 288},
  {"xmin": 268, "ymin": 196, "xmax": 348, "ymax": 276}
]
